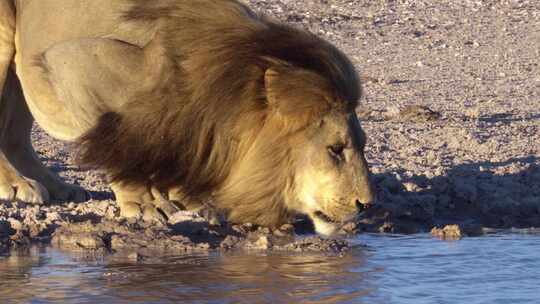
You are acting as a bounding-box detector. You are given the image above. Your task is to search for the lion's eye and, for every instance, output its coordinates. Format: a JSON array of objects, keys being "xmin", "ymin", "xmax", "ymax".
[{"xmin": 328, "ymin": 144, "xmax": 345, "ymax": 159}]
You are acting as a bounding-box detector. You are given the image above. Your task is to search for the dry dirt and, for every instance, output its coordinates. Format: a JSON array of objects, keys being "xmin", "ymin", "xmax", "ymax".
[{"xmin": 1, "ymin": 0, "xmax": 540, "ymax": 255}]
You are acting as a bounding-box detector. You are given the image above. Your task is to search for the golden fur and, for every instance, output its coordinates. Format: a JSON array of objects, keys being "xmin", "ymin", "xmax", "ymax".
[{"xmin": 78, "ymin": 0, "xmax": 362, "ymax": 227}]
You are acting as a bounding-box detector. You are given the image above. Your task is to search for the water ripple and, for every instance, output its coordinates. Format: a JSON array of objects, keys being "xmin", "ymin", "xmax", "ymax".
[{"xmin": 1, "ymin": 232, "xmax": 540, "ymax": 303}]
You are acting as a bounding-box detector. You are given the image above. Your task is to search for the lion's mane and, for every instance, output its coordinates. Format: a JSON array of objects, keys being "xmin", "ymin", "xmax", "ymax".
[{"xmin": 79, "ymin": 0, "xmax": 360, "ymax": 227}]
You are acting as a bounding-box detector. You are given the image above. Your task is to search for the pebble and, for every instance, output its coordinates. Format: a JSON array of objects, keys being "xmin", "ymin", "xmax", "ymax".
[{"xmin": 431, "ymin": 225, "xmax": 462, "ymax": 240}]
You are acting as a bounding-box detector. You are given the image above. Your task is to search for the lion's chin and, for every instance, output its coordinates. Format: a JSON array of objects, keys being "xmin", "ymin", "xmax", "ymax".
[
  {"xmin": 310, "ymin": 211, "xmax": 340, "ymax": 236},
  {"xmin": 312, "ymin": 218, "xmax": 339, "ymax": 236}
]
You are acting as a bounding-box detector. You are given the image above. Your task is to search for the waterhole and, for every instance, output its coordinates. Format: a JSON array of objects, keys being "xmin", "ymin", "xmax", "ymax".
[{"xmin": 1, "ymin": 232, "xmax": 539, "ymax": 303}]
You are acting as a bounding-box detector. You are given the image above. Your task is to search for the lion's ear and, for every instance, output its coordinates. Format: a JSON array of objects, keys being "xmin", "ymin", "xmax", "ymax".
[{"xmin": 263, "ymin": 67, "xmax": 330, "ymax": 120}]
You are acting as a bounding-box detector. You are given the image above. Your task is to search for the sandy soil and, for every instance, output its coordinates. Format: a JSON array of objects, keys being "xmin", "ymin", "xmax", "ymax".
[{"xmin": 1, "ymin": 0, "xmax": 540, "ymax": 254}]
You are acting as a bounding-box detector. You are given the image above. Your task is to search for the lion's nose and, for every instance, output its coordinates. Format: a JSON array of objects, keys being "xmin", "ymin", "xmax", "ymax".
[{"xmin": 354, "ymin": 198, "xmax": 375, "ymax": 212}]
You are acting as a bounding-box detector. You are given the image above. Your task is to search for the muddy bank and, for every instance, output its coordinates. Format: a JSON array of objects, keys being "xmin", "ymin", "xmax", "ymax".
[
  {"xmin": 0, "ymin": 200, "xmax": 349, "ymax": 256},
  {"xmin": 2, "ymin": 0, "xmax": 540, "ymax": 254}
]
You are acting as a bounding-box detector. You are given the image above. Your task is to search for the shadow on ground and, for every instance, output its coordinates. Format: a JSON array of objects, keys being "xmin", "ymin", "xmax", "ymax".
[{"xmin": 359, "ymin": 155, "xmax": 540, "ymax": 234}]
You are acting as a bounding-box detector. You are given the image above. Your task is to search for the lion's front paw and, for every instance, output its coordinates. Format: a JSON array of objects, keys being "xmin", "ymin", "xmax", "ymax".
[
  {"xmin": 0, "ymin": 177, "xmax": 50, "ymax": 204},
  {"xmin": 141, "ymin": 203, "xmax": 167, "ymax": 224},
  {"xmin": 153, "ymin": 197, "xmax": 185, "ymax": 218},
  {"xmin": 118, "ymin": 200, "xmax": 143, "ymax": 219},
  {"xmin": 167, "ymin": 186, "xmax": 221, "ymax": 225},
  {"xmin": 144, "ymin": 199, "xmax": 185, "ymax": 224},
  {"xmin": 118, "ymin": 198, "xmax": 184, "ymax": 224}
]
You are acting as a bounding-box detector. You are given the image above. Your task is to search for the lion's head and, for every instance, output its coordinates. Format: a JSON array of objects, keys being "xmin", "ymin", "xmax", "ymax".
[
  {"xmin": 290, "ymin": 112, "xmax": 375, "ymax": 235},
  {"xmin": 79, "ymin": 0, "xmax": 375, "ymax": 235},
  {"xmin": 217, "ymin": 64, "xmax": 375, "ymax": 235}
]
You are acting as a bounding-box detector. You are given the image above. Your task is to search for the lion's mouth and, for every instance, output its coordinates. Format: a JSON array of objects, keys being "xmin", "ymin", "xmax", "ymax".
[{"xmin": 313, "ymin": 210, "xmax": 339, "ymax": 224}]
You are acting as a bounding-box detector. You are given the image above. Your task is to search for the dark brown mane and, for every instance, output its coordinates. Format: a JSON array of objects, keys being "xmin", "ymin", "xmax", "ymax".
[{"xmin": 78, "ymin": 0, "xmax": 360, "ymax": 226}]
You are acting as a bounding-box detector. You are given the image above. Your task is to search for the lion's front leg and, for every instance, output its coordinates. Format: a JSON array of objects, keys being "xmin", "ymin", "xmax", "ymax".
[{"xmin": 111, "ymin": 182, "xmax": 184, "ymax": 223}]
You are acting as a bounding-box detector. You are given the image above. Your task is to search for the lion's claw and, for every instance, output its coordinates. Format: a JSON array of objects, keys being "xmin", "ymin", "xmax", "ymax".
[
  {"xmin": 142, "ymin": 203, "xmax": 168, "ymax": 224},
  {"xmin": 118, "ymin": 195, "xmax": 184, "ymax": 224},
  {"xmin": 118, "ymin": 200, "xmax": 143, "ymax": 219}
]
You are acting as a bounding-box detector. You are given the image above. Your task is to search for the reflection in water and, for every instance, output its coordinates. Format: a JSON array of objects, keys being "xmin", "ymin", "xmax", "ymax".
[
  {"xmin": 100, "ymin": 252, "xmax": 374, "ymax": 303},
  {"xmin": 0, "ymin": 247, "xmax": 109, "ymax": 303},
  {"xmin": 3, "ymin": 233, "xmax": 540, "ymax": 303},
  {"xmin": 0, "ymin": 246, "xmax": 374, "ymax": 303}
]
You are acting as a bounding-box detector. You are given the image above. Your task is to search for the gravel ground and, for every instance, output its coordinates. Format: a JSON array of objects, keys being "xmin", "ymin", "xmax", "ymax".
[{"xmin": 1, "ymin": 0, "xmax": 539, "ymax": 254}]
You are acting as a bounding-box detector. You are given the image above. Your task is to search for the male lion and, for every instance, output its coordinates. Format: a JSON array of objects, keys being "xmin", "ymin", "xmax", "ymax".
[{"xmin": 0, "ymin": 0, "xmax": 375, "ymax": 235}]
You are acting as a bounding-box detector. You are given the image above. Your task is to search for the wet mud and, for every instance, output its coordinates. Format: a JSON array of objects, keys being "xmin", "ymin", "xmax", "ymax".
[{"xmin": 0, "ymin": 201, "xmax": 349, "ymax": 256}]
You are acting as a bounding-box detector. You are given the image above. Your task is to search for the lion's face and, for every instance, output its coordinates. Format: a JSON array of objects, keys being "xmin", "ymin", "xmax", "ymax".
[{"xmin": 291, "ymin": 111, "xmax": 375, "ymax": 235}]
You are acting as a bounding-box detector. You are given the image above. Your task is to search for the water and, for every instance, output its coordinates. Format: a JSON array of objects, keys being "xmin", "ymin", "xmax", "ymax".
[{"xmin": 1, "ymin": 233, "xmax": 540, "ymax": 303}]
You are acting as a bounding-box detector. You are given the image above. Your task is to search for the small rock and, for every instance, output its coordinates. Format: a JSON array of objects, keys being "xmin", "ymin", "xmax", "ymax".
[
  {"xmin": 110, "ymin": 235, "xmax": 127, "ymax": 250},
  {"xmin": 465, "ymin": 107, "xmax": 482, "ymax": 119},
  {"xmin": 257, "ymin": 227, "xmax": 271, "ymax": 234},
  {"xmin": 168, "ymin": 211, "xmax": 206, "ymax": 225},
  {"xmin": 105, "ymin": 206, "xmax": 117, "ymax": 220},
  {"xmin": 52, "ymin": 232, "xmax": 106, "ymax": 250},
  {"xmin": 339, "ymin": 222, "xmax": 358, "ymax": 234},
  {"xmin": 7, "ymin": 218, "xmax": 22, "ymax": 231},
  {"xmin": 386, "ymin": 105, "xmax": 401, "ymax": 118},
  {"xmin": 232, "ymin": 224, "xmax": 248, "ymax": 235},
  {"xmin": 128, "ymin": 252, "xmax": 143, "ymax": 262},
  {"xmin": 274, "ymin": 223, "xmax": 295, "ymax": 237},
  {"xmin": 220, "ymin": 235, "xmax": 242, "ymax": 249},
  {"xmin": 281, "ymin": 236, "xmax": 350, "ymax": 253},
  {"xmin": 45, "ymin": 212, "xmax": 61, "ymax": 223},
  {"xmin": 379, "ymin": 221, "xmax": 394, "ymax": 233},
  {"xmin": 279, "ymin": 223, "xmax": 294, "ymax": 233},
  {"xmin": 247, "ymin": 236, "xmax": 272, "ymax": 250},
  {"xmin": 461, "ymin": 222, "xmax": 483, "ymax": 236},
  {"xmin": 398, "ymin": 105, "xmax": 441, "ymax": 122},
  {"xmin": 403, "ymin": 182, "xmax": 420, "ymax": 192},
  {"xmin": 0, "ymin": 220, "xmax": 12, "ymax": 236},
  {"xmin": 431, "ymin": 225, "xmax": 462, "ymax": 240}
]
